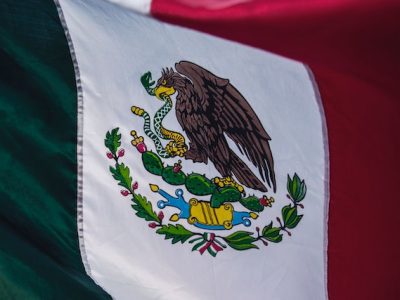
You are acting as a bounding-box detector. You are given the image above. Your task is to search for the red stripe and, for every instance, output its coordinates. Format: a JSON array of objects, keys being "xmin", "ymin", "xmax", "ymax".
[{"xmin": 151, "ymin": 1, "xmax": 400, "ymax": 298}]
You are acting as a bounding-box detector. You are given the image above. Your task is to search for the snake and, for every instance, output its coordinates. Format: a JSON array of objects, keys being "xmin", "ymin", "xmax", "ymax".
[{"xmin": 132, "ymin": 88, "xmax": 187, "ymax": 158}]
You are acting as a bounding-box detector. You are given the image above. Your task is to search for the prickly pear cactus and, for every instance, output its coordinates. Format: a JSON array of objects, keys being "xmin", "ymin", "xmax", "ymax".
[
  {"xmin": 162, "ymin": 166, "xmax": 186, "ymax": 185},
  {"xmin": 185, "ymin": 173, "xmax": 216, "ymax": 196},
  {"xmin": 142, "ymin": 151, "xmax": 163, "ymax": 175},
  {"xmin": 139, "ymin": 149, "xmax": 276, "ymax": 210},
  {"xmin": 239, "ymin": 196, "xmax": 264, "ymax": 212},
  {"xmin": 210, "ymin": 187, "xmax": 241, "ymax": 208}
]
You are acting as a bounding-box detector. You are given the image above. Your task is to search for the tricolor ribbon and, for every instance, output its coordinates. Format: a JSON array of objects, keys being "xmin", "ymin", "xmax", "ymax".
[{"xmin": 199, "ymin": 233, "xmax": 224, "ymax": 255}]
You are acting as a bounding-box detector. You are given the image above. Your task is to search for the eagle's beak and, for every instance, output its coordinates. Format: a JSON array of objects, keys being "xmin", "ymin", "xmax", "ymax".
[{"xmin": 155, "ymin": 85, "xmax": 176, "ymax": 99}]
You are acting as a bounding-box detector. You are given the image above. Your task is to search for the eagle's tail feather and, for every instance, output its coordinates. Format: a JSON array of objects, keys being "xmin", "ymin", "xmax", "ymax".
[{"xmin": 230, "ymin": 151, "xmax": 268, "ymax": 192}]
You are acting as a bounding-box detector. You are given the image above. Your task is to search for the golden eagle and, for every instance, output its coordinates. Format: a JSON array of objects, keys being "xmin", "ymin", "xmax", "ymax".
[{"xmin": 154, "ymin": 61, "xmax": 276, "ymax": 193}]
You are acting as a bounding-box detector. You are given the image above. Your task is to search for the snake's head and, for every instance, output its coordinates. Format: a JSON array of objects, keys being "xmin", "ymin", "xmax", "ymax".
[{"xmin": 141, "ymin": 71, "xmax": 155, "ymax": 90}]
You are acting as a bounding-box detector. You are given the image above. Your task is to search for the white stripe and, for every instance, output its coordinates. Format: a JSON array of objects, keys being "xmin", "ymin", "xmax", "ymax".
[
  {"xmin": 172, "ymin": 0, "xmax": 252, "ymax": 10},
  {"xmin": 105, "ymin": 0, "xmax": 151, "ymax": 15},
  {"xmin": 57, "ymin": 0, "xmax": 328, "ymax": 299}
]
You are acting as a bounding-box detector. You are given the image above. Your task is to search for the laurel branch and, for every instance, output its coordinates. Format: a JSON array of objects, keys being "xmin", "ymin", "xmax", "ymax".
[{"xmin": 105, "ymin": 128, "xmax": 307, "ymax": 257}]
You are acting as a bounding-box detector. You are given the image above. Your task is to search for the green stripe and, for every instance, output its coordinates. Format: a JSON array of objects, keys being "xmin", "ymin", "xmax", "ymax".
[{"xmin": 0, "ymin": 1, "xmax": 110, "ymax": 299}]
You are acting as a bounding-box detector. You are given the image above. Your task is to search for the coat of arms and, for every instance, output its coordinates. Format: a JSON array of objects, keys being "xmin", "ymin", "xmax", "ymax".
[{"xmin": 104, "ymin": 61, "xmax": 307, "ymax": 256}]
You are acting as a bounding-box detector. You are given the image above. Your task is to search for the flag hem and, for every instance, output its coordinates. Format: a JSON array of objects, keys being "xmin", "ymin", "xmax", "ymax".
[
  {"xmin": 54, "ymin": 0, "xmax": 93, "ymax": 280},
  {"xmin": 306, "ymin": 65, "xmax": 330, "ymax": 300}
]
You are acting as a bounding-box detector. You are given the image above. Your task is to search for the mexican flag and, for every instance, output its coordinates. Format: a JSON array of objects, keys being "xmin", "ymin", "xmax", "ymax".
[{"xmin": 1, "ymin": 0, "xmax": 399, "ymax": 299}]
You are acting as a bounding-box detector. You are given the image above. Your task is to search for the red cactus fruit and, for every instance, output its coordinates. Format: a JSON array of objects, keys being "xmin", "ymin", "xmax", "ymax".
[{"xmin": 137, "ymin": 143, "xmax": 147, "ymax": 153}]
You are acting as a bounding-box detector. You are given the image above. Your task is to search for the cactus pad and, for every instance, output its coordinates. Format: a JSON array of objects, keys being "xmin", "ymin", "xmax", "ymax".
[
  {"xmin": 239, "ymin": 196, "xmax": 264, "ymax": 212},
  {"xmin": 210, "ymin": 187, "xmax": 241, "ymax": 208},
  {"xmin": 185, "ymin": 173, "xmax": 215, "ymax": 196},
  {"xmin": 142, "ymin": 151, "xmax": 163, "ymax": 175},
  {"xmin": 162, "ymin": 166, "xmax": 186, "ymax": 185}
]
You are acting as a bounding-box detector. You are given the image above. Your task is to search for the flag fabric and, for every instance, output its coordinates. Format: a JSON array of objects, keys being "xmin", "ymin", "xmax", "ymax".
[
  {"xmin": 57, "ymin": 0, "xmax": 327, "ymax": 299},
  {"xmin": 0, "ymin": 0, "xmax": 399, "ymax": 299},
  {"xmin": 0, "ymin": 1, "xmax": 108, "ymax": 299}
]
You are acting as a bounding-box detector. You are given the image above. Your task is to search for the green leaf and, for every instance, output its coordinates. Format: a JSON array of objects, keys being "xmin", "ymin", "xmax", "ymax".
[
  {"xmin": 292, "ymin": 173, "xmax": 300, "ymax": 198},
  {"xmin": 297, "ymin": 180, "xmax": 307, "ymax": 202},
  {"xmin": 282, "ymin": 204, "xmax": 292, "ymax": 221},
  {"xmin": 110, "ymin": 163, "xmax": 132, "ymax": 190},
  {"xmin": 262, "ymin": 222, "xmax": 273, "ymax": 234},
  {"xmin": 282, "ymin": 204, "xmax": 303, "ymax": 229},
  {"xmin": 287, "ymin": 174, "xmax": 293, "ymax": 197},
  {"xmin": 156, "ymin": 224, "xmax": 194, "ymax": 244},
  {"xmin": 225, "ymin": 231, "xmax": 253, "ymax": 241},
  {"xmin": 131, "ymin": 193, "xmax": 160, "ymax": 222},
  {"xmin": 261, "ymin": 222, "xmax": 283, "ymax": 243},
  {"xmin": 226, "ymin": 242, "xmax": 259, "ymax": 251},
  {"xmin": 287, "ymin": 173, "xmax": 307, "ymax": 202},
  {"xmin": 282, "ymin": 204, "xmax": 297, "ymax": 226},
  {"xmin": 105, "ymin": 128, "xmax": 121, "ymax": 155},
  {"xmin": 286, "ymin": 215, "xmax": 303, "ymax": 229},
  {"xmin": 224, "ymin": 231, "xmax": 258, "ymax": 251}
]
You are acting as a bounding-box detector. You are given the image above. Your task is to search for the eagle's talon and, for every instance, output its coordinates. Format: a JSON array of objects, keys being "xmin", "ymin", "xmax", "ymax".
[
  {"xmin": 165, "ymin": 141, "xmax": 187, "ymax": 158},
  {"xmin": 213, "ymin": 176, "xmax": 245, "ymax": 193}
]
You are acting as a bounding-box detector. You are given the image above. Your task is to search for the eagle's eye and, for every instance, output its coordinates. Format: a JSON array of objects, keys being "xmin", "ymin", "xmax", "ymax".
[{"xmin": 162, "ymin": 80, "xmax": 167, "ymax": 85}]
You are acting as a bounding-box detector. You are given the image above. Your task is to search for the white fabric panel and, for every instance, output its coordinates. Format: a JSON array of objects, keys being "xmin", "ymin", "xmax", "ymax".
[
  {"xmin": 57, "ymin": 0, "xmax": 328, "ymax": 299},
  {"xmin": 106, "ymin": 0, "xmax": 151, "ymax": 14}
]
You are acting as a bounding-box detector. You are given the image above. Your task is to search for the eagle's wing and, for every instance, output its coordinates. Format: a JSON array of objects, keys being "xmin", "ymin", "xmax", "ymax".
[{"xmin": 175, "ymin": 61, "xmax": 276, "ymax": 192}]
